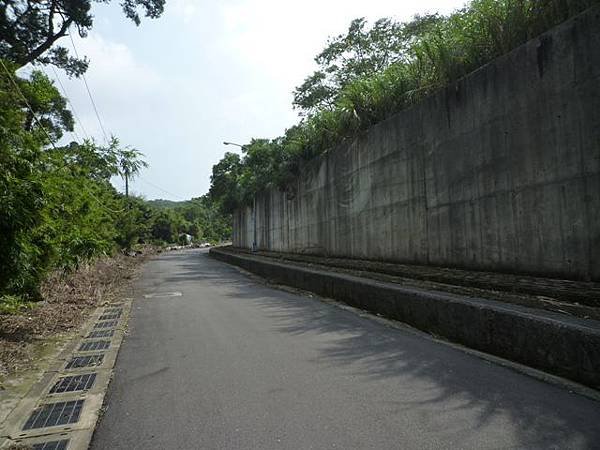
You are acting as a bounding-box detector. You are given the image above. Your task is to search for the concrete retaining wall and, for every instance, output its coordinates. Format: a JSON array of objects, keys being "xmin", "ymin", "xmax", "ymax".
[
  {"xmin": 234, "ymin": 7, "xmax": 600, "ymax": 280},
  {"xmin": 211, "ymin": 247, "xmax": 600, "ymax": 389}
]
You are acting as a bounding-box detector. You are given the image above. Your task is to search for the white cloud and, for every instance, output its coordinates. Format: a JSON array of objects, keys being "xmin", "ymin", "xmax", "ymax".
[
  {"xmin": 41, "ymin": 0, "xmax": 466, "ymax": 199},
  {"xmin": 167, "ymin": 0, "xmax": 203, "ymax": 24},
  {"xmin": 76, "ymin": 34, "xmax": 161, "ymax": 99},
  {"xmin": 54, "ymin": 33, "xmax": 162, "ymax": 142},
  {"xmin": 220, "ymin": 0, "xmax": 462, "ymax": 87}
]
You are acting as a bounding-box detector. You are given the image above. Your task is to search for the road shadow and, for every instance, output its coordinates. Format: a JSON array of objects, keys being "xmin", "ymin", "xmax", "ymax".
[{"xmin": 156, "ymin": 250, "xmax": 600, "ymax": 449}]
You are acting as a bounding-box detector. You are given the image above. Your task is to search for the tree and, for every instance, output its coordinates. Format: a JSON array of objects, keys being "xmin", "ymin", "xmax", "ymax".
[
  {"xmin": 114, "ymin": 196, "xmax": 154, "ymax": 249},
  {"xmin": 17, "ymin": 70, "xmax": 74, "ymax": 139},
  {"xmin": 293, "ymin": 18, "xmax": 405, "ymax": 114},
  {"xmin": 293, "ymin": 15, "xmax": 442, "ymax": 114},
  {"xmin": 0, "ymin": 64, "xmax": 46, "ymax": 297},
  {"xmin": 54, "ymin": 140, "xmax": 117, "ymax": 181},
  {"xmin": 0, "ymin": 65, "xmax": 156, "ymax": 299},
  {"xmin": 171, "ymin": 195, "xmax": 232, "ymax": 243},
  {"xmin": 113, "ymin": 138, "xmax": 148, "ymax": 197},
  {"xmin": 0, "ymin": 64, "xmax": 74, "ymax": 143},
  {"xmin": 151, "ymin": 210, "xmax": 176, "ymax": 242},
  {"xmin": 238, "ymin": 138, "xmax": 289, "ymax": 197},
  {"xmin": 0, "ymin": 0, "xmax": 165, "ymax": 76},
  {"xmin": 209, "ymin": 152, "xmax": 243, "ymax": 213}
]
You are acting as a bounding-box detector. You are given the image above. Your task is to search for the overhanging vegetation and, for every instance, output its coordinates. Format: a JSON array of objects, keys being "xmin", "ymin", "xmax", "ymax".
[{"xmin": 209, "ymin": 0, "xmax": 600, "ymax": 212}]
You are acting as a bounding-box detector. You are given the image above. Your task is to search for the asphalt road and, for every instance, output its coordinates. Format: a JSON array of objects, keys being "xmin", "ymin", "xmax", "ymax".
[{"xmin": 91, "ymin": 249, "xmax": 600, "ymax": 449}]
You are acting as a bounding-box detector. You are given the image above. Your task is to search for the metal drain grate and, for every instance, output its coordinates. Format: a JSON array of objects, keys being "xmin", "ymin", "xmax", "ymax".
[
  {"xmin": 49, "ymin": 373, "xmax": 96, "ymax": 394},
  {"xmin": 23, "ymin": 400, "xmax": 84, "ymax": 430},
  {"xmin": 32, "ymin": 439, "xmax": 70, "ymax": 450},
  {"xmin": 86, "ymin": 329, "xmax": 115, "ymax": 339},
  {"xmin": 65, "ymin": 354, "xmax": 104, "ymax": 370},
  {"xmin": 105, "ymin": 307, "xmax": 123, "ymax": 313},
  {"xmin": 79, "ymin": 340, "xmax": 110, "ymax": 352},
  {"xmin": 99, "ymin": 313, "xmax": 121, "ymax": 320},
  {"xmin": 94, "ymin": 320, "xmax": 118, "ymax": 329}
]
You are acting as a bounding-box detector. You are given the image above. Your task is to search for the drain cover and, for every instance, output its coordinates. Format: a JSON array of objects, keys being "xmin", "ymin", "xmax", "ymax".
[
  {"xmin": 65, "ymin": 354, "xmax": 104, "ymax": 370},
  {"xmin": 23, "ymin": 400, "xmax": 84, "ymax": 430},
  {"xmin": 87, "ymin": 330, "xmax": 115, "ymax": 339},
  {"xmin": 79, "ymin": 340, "xmax": 110, "ymax": 352},
  {"xmin": 94, "ymin": 320, "xmax": 118, "ymax": 329},
  {"xmin": 105, "ymin": 307, "xmax": 123, "ymax": 313},
  {"xmin": 33, "ymin": 439, "xmax": 70, "ymax": 450},
  {"xmin": 49, "ymin": 373, "xmax": 96, "ymax": 394},
  {"xmin": 99, "ymin": 312, "xmax": 121, "ymax": 320},
  {"xmin": 143, "ymin": 292, "xmax": 182, "ymax": 298}
]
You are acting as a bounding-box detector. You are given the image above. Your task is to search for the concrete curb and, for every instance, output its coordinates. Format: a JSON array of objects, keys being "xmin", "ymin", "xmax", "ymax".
[
  {"xmin": 0, "ymin": 299, "xmax": 133, "ymax": 449},
  {"xmin": 210, "ymin": 248, "xmax": 600, "ymax": 390}
]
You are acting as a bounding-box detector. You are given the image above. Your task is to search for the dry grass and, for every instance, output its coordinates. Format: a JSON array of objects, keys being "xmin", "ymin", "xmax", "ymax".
[{"xmin": 0, "ymin": 250, "xmax": 154, "ymax": 377}]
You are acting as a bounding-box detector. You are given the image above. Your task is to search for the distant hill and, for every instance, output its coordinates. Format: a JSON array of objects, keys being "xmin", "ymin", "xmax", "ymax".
[{"xmin": 146, "ymin": 199, "xmax": 189, "ymax": 209}]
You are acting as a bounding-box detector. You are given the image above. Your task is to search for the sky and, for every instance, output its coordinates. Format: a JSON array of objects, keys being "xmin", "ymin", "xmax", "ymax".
[{"xmin": 44, "ymin": 0, "xmax": 465, "ymax": 200}]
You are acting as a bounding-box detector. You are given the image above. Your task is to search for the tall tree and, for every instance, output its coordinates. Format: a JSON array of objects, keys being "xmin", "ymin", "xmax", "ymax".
[
  {"xmin": 0, "ymin": 65, "xmax": 46, "ymax": 296},
  {"xmin": 114, "ymin": 138, "xmax": 148, "ymax": 197},
  {"xmin": 17, "ymin": 70, "xmax": 74, "ymax": 139},
  {"xmin": 293, "ymin": 15, "xmax": 442, "ymax": 115},
  {"xmin": 0, "ymin": 0, "xmax": 165, "ymax": 76},
  {"xmin": 209, "ymin": 152, "xmax": 243, "ymax": 214}
]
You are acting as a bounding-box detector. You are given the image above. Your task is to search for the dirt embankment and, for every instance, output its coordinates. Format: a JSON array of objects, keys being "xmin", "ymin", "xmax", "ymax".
[{"xmin": 0, "ymin": 250, "xmax": 154, "ymax": 378}]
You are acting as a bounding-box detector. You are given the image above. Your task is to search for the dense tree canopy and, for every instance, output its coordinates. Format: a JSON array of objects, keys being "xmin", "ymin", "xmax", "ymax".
[
  {"xmin": 1, "ymin": 68, "xmax": 123, "ymax": 298},
  {"xmin": 209, "ymin": 152, "xmax": 243, "ymax": 213},
  {"xmin": 293, "ymin": 15, "xmax": 442, "ymax": 114},
  {"xmin": 0, "ymin": 0, "xmax": 233, "ymax": 307},
  {"xmin": 0, "ymin": 69, "xmax": 228, "ymax": 302},
  {"xmin": 0, "ymin": 68, "xmax": 228, "ymax": 302}
]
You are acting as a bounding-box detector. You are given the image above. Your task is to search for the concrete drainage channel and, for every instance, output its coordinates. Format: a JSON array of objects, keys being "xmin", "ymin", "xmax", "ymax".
[{"xmin": 0, "ymin": 300, "xmax": 132, "ymax": 449}]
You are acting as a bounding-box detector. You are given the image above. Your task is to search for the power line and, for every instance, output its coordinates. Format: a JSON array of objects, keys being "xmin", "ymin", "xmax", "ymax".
[
  {"xmin": 2, "ymin": 61, "xmax": 134, "ymax": 216},
  {"xmin": 87, "ymin": 188, "xmax": 125, "ymax": 214},
  {"xmin": 50, "ymin": 65, "xmax": 90, "ymax": 141},
  {"xmin": 0, "ymin": 59, "xmax": 59, "ymax": 150},
  {"xmin": 61, "ymin": 38, "xmax": 178, "ymax": 204},
  {"xmin": 68, "ymin": 127, "xmax": 82, "ymax": 144},
  {"xmin": 4, "ymin": 53, "xmax": 180, "ymax": 207},
  {"xmin": 69, "ymin": 33, "xmax": 110, "ymax": 143},
  {"xmin": 137, "ymin": 177, "xmax": 187, "ymax": 201},
  {"xmin": 38, "ymin": 66, "xmax": 81, "ymax": 143}
]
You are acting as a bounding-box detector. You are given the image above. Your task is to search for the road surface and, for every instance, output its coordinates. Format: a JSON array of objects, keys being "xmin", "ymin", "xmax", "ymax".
[{"xmin": 91, "ymin": 249, "xmax": 600, "ymax": 449}]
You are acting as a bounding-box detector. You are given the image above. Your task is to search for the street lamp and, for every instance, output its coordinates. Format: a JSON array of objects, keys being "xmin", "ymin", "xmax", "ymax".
[
  {"xmin": 223, "ymin": 141, "xmax": 245, "ymax": 149},
  {"xmin": 222, "ymin": 141, "xmax": 257, "ymax": 252}
]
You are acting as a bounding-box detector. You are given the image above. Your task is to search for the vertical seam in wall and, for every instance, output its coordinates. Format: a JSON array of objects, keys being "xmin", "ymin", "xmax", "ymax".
[
  {"xmin": 423, "ymin": 144, "xmax": 430, "ymax": 264},
  {"xmin": 475, "ymin": 141, "xmax": 485, "ymax": 266},
  {"xmin": 578, "ymin": 116, "xmax": 593, "ymax": 280}
]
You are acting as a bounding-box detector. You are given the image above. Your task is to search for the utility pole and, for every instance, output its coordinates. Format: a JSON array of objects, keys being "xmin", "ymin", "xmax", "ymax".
[{"xmin": 223, "ymin": 141, "xmax": 257, "ymax": 252}]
